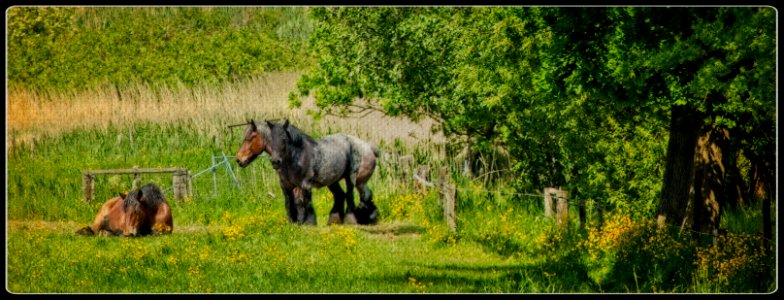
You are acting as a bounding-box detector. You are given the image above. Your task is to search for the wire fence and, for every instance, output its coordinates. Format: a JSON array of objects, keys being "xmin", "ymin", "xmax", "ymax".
[
  {"xmin": 413, "ymin": 173, "xmax": 776, "ymax": 244},
  {"xmin": 152, "ymin": 153, "xmax": 772, "ymax": 244}
]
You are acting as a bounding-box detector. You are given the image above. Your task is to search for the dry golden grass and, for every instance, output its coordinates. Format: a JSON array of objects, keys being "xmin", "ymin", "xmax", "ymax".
[{"xmin": 7, "ymin": 71, "xmax": 444, "ymax": 152}]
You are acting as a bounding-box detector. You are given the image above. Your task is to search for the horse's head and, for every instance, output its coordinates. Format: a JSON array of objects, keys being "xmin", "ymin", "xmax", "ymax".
[
  {"xmin": 236, "ymin": 119, "xmax": 270, "ymax": 168},
  {"xmin": 266, "ymin": 119, "xmax": 292, "ymax": 170},
  {"xmin": 122, "ymin": 188, "xmax": 151, "ymax": 235}
]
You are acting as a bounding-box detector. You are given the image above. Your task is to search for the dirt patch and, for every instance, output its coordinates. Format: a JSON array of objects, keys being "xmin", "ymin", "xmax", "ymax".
[{"xmin": 356, "ymin": 222, "xmax": 424, "ymax": 240}]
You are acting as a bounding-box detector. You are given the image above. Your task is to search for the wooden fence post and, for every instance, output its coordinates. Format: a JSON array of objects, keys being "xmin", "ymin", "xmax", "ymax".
[
  {"xmin": 439, "ymin": 167, "xmax": 457, "ymax": 233},
  {"xmin": 83, "ymin": 172, "xmax": 94, "ymax": 203},
  {"xmin": 544, "ymin": 187, "xmax": 556, "ymax": 218},
  {"xmin": 545, "ymin": 187, "xmax": 568, "ymax": 227},
  {"xmin": 173, "ymin": 169, "xmax": 187, "ymax": 202},
  {"xmin": 187, "ymin": 170, "xmax": 193, "ymax": 201},
  {"xmin": 555, "ymin": 188, "xmax": 569, "ymax": 228}
]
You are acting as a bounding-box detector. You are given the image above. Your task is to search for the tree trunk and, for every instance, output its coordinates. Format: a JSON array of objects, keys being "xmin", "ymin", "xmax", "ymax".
[
  {"xmin": 657, "ymin": 105, "xmax": 701, "ymax": 228},
  {"xmin": 747, "ymin": 151, "xmax": 774, "ymax": 251},
  {"xmin": 690, "ymin": 126, "xmax": 727, "ymax": 242},
  {"xmin": 723, "ymin": 128, "xmax": 748, "ymax": 209}
]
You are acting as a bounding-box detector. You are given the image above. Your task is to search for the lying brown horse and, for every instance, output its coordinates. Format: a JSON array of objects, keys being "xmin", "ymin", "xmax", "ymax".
[{"xmin": 76, "ymin": 183, "xmax": 173, "ymax": 236}]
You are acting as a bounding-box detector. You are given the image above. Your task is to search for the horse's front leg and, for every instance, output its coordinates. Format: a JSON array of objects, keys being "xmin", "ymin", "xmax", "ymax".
[
  {"xmin": 281, "ymin": 184, "xmax": 298, "ymax": 223},
  {"xmin": 292, "ymin": 187, "xmax": 316, "ymax": 225}
]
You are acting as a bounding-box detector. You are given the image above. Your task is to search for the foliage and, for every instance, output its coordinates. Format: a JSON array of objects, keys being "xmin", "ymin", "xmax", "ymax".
[
  {"xmin": 693, "ymin": 233, "xmax": 774, "ymax": 292},
  {"xmin": 291, "ymin": 7, "xmax": 504, "ymax": 170},
  {"xmin": 580, "ymin": 214, "xmax": 695, "ymax": 292},
  {"xmin": 292, "ymin": 7, "xmax": 776, "ymax": 227},
  {"xmin": 7, "ymin": 7, "xmax": 314, "ymax": 91}
]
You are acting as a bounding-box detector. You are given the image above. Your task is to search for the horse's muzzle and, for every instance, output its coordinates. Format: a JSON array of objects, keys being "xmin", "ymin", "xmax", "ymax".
[{"xmin": 236, "ymin": 158, "xmax": 248, "ymax": 168}]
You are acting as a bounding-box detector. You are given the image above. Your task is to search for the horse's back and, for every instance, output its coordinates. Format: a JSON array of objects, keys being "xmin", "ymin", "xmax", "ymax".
[
  {"xmin": 309, "ymin": 135, "xmax": 353, "ymax": 187},
  {"xmin": 325, "ymin": 134, "xmax": 379, "ymax": 187}
]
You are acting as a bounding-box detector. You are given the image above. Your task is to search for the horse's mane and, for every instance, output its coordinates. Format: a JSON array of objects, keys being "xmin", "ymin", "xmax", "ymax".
[
  {"xmin": 139, "ymin": 184, "xmax": 166, "ymax": 207},
  {"xmin": 274, "ymin": 121, "xmax": 315, "ymax": 147},
  {"xmin": 124, "ymin": 183, "xmax": 166, "ymax": 210},
  {"xmin": 247, "ymin": 120, "xmax": 271, "ymax": 142}
]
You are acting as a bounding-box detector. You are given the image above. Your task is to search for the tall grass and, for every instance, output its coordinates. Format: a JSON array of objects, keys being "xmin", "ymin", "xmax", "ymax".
[{"xmin": 7, "ymin": 72, "xmax": 443, "ymax": 153}]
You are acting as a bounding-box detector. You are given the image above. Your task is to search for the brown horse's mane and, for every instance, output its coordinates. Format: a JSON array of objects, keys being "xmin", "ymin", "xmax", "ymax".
[{"xmin": 124, "ymin": 183, "xmax": 166, "ymax": 210}]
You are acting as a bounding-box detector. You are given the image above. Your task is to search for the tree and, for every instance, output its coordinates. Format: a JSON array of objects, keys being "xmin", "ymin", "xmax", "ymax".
[
  {"xmin": 291, "ymin": 7, "xmax": 506, "ymax": 176},
  {"xmin": 526, "ymin": 7, "xmax": 775, "ymax": 232},
  {"xmin": 293, "ymin": 7, "xmax": 776, "ymax": 233}
]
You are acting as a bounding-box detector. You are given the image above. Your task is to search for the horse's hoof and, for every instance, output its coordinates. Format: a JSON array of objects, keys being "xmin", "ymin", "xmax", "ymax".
[
  {"xmin": 366, "ymin": 208, "xmax": 379, "ymax": 225},
  {"xmin": 354, "ymin": 202, "xmax": 379, "ymax": 225},
  {"xmin": 327, "ymin": 213, "xmax": 343, "ymax": 225},
  {"xmin": 343, "ymin": 213, "xmax": 358, "ymax": 225}
]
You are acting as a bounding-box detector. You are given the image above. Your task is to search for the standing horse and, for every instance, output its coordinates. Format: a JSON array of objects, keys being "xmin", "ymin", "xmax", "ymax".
[
  {"xmin": 235, "ymin": 119, "xmax": 379, "ymax": 225},
  {"xmin": 76, "ymin": 183, "xmax": 173, "ymax": 236}
]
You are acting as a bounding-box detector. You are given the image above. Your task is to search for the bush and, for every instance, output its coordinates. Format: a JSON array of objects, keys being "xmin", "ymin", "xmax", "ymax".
[
  {"xmin": 7, "ymin": 7, "xmax": 314, "ymax": 92},
  {"xmin": 580, "ymin": 214, "xmax": 694, "ymax": 292}
]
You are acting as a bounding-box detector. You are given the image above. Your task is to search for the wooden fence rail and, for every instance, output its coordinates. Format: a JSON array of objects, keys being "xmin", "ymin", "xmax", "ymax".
[{"xmin": 82, "ymin": 166, "xmax": 191, "ymax": 203}]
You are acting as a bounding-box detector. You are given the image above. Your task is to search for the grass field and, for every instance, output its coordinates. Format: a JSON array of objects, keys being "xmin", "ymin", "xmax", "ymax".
[{"xmin": 5, "ymin": 72, "xmax": 776, "ymax": 294}]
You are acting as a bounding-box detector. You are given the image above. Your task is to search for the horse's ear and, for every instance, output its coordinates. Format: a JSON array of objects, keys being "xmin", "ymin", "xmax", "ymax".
[
  {"xmin": 283, "ymin": 119, "xmax": 295, "ymax": 142},
  {"xmin": 249, "ymin": 119, "xmax": 256, "ymax": 129},
  {"xmin": 119, "ymin": 192, "xmax": 127, "ymax": 199},
  {"xmin": 266, "ymin": 120, "xmax": 274, "ymax": 130},
  {"xmin": 135, "ymin": 189, "xmax": 145, "ymax": 203}
]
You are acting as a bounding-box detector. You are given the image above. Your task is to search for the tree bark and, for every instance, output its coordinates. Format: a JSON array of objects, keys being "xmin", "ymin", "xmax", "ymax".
[
  {"xmin": 657, "ymin": 105, "xmax": 701, "ymax": 228},
  {"xmin": 690, "ymin": 126, "xmax": 727, "ymax": 242},
  {"xmin": 747, "ymin": 151, "xmax": 774, "ymax": 251}
]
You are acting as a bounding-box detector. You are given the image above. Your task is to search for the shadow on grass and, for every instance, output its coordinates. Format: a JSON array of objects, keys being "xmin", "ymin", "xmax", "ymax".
[
  {"xmin": 356, "ymin": 223, "xmax": 426, "ymax": 236},
  {"xmin": 358, "ymin": 257, "xmax": 599, "ymax": 293}
]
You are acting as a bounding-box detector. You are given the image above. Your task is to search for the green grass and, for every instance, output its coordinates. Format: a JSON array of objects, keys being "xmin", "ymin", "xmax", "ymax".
[
  {"xmin": 5, "ymin": 122, "xmax": 776, "ymax": 293},
  {"xmin": 7, "ymin": 218, "xmax": 548, "ymax": 293}
]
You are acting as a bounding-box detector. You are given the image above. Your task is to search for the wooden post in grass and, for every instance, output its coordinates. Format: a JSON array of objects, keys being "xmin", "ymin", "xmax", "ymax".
[
  {"xmin": 83, "ymin": 172, "xmax": 95, "ymax": 203},
  {"xmin": 172, "ymin": 169, "xmax": 189, "ymax": 202},
  {"xmin": 544, "ymin": 187, "xmax": 556, "ymax": 218},
  {"xmin": 544, "ymin": 187, "xmax": 568, "ymax": 227},
  {"xmin": 187, "ymin": 170, "xmax": 193, "ymax": 201},
  {"xmin": 555, "ymin": 188, "xmax": 569, "ymax": 228},
  {"xmin": 439, "ymin": 167, "xmax": 457, "ymax": 233}
]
